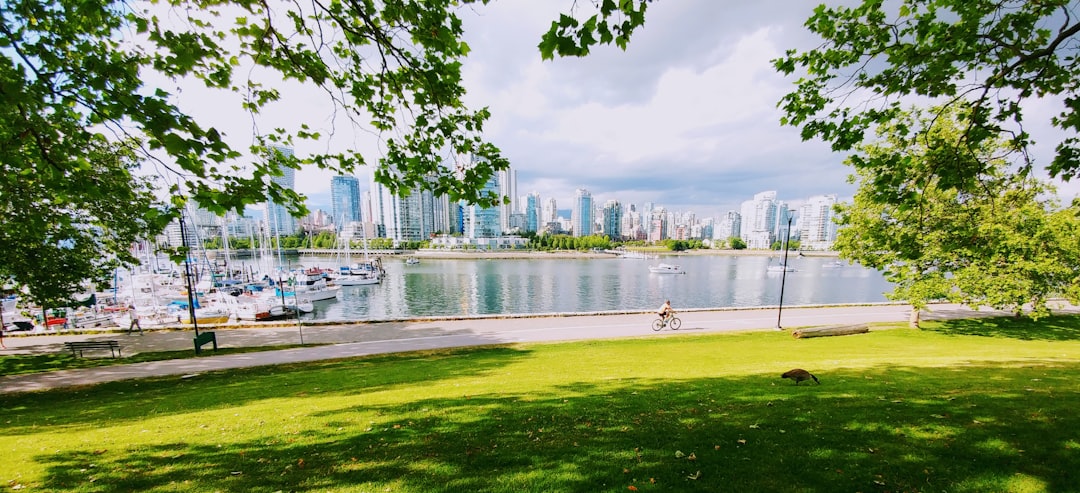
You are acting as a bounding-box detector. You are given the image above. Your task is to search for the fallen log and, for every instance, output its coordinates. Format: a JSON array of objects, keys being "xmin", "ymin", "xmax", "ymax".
[{"xmin": 792, "ymin": 323, "xmax": 869, "ymax": 339}]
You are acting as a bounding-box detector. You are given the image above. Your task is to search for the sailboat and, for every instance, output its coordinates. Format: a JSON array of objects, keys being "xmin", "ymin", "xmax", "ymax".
[{"xmin": 336, "ymin": 222, "xmax": 382, "ymax": 286}]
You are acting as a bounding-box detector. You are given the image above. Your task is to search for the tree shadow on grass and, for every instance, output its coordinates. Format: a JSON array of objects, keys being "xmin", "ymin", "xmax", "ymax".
[
  {"xmin": 0, "ymin": 345, "xmax": 532, "ymax": 436},
  {"xmin": 19, "ymin": 362, "xmax": 1080, "ymax": 493},
  {"xmin": 923, "ymin": 314, "xmax": 1080, "ymax": 341}
]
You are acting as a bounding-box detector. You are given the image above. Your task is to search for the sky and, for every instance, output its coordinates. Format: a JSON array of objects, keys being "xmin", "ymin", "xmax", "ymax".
[{"xmin": 161, "ymin": 1, "xmax": 1079, "ymax": 218}]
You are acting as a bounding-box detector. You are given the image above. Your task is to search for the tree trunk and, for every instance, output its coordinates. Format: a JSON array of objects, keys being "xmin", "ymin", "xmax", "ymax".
[{"xmin": 909, "ymin": 306, "xmax": 921, "ymax": 328}]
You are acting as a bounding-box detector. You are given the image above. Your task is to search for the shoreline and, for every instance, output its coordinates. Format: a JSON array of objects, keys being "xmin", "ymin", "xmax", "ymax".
[{"xmin": 406, "ymin": 249, "xmax": 841, "ymax": 260}]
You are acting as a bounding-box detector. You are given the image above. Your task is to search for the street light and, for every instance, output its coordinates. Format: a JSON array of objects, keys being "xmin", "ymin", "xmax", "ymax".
[{"xmin": 776, "ymin": 216, "xmax": 793, "ymax": 330}]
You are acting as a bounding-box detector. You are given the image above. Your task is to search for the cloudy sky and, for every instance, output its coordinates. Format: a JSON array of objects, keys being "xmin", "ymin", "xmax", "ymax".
[{"xmin": 165, "ymin": 1, "xmax": 1078, "ymax": 218}]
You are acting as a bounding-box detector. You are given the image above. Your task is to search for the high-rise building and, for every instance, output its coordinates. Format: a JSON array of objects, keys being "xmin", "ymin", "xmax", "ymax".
[
  {"xmin": 330, "ymin": 175, "xmax": 362, "ymax": 224},
  {"xmin": 572, "ymin": 188, "xmax": 593, "ymax": 237},
  {"xmin": 798, "ymin": 194, "xmax": 838, "ymax": 250},
  {"xmin": 542, "ymin": 197, "xmax": 557, "ymax": 224},
  {"xmin": 266, "ymin": 145, "xmax": 297, "ymax": 236},
  {"xmin": 464, "ymin": 170, "xmax": 502, "ymax": 239},
  {"xmin": 602, "ymin": 199, "xmax": 622, "ymax": 239},
  {"xmin": 713, "ymin": 211, "xmax": 742, "ymax": 244},
  {"xmin": 740, "ymin": 191, "xmax": 778, "ymax": 249},
  {"xmin": 371, "ymin": 179, "xmax": 425, "ymax": 242},
  {"xmin": 524, "ymin": 192, "xmax": 540, "ymax": 233},
  {"xmin": 648, "ymin": 206, "xmax": 668, "ymax": 242}
]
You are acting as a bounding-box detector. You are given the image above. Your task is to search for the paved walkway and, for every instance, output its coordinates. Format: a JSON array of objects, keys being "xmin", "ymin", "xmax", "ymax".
[{"xmin": 3, "ymin": 302, "xmax": 1076, "ymax": 393}]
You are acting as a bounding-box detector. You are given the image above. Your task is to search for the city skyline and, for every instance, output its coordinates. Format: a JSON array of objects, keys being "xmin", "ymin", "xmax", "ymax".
[{"xmin": 163, "ymin": 2, "xmax": 1078, "ymax": 221}]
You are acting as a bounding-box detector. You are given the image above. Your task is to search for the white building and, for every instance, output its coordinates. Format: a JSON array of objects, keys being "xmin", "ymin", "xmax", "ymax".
[
  {"xmin": 740, "ymin": 191, "xmax": 778, "ymax": 249},
  {"xmin": 798, "ymin": 194, "xmax": 838, "ymax": 250}
]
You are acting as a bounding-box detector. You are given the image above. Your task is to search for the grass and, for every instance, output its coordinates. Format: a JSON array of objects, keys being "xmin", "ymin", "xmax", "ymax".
[
  {"xmin": 2, "ymin": 316, "xmax": 1080, "ymax": 492},
  {"xmin": 0, "ymin": 344, "xmax": 317, "ymax": 376}
]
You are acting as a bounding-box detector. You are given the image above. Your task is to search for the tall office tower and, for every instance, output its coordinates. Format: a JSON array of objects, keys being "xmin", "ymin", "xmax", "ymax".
[
  {"xmin": 713, "ymin": 210, "xmax": 742, "ymax": 243},
  {"xmin": 448, "ymin": 201, "xmax": 464, "ymax": 235},
  {"xmin": 542, "ymin": 197, "xmax": 558, "ymax": 224},
  {"xmin": 266, "ymin": 145, "xmax": 297, "ymax": 236},
  {"xmin": 330, "ymin": 175, "xmax": 362, "ymax": 224},
  {"xmin": 776, "ymin": 200, "xmax": 792, "ymax": 232},
  {"xmin": 739, "ymin": 190, "xmax": 778, "ymax": 249},
  {"xmin": 571, "ymin": 188, "xmax": 593, "ymax": 237},
  {"xmin": 620, "ymin": 206, "xmax": 635, "ymax": 238},
  {"xmin": 798, "ymin": 194, "xmax": 838, "ymax": 250},
  {"xmin": 524, "ymin": 192, "xmax": 541, "ymax": 232},
  {"xmin": 602, "ymin": 199, "xmax": 622, "ymax": 239},
  {"xmin": 497, "ymin": 168, "xmax": 517, "ymax": 232},
  {"xmin": 463, "ymin": 170, "xmax": 502, "ymax": 238},
  {"xmin": 430, "ymin": 192, "xmax": 452, "ymax": 235},
  {"xmin": 648, "ymin": 206, "xmax": 668, "ymax": 242},
  {"xmin": 370, "ymin": 177, "xmax": 425, "ymax": 242}
]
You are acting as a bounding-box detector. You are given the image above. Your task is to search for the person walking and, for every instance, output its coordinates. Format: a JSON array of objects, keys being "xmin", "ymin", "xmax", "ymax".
[{"xmin": 127, "ymin": 304, "xmax": 143, "ymax": 335}]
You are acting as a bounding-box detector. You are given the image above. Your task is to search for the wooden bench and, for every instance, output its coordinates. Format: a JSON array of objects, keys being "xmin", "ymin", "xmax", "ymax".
[{"xmin": 63, "ymin": 340, "xmax": 121, "ymax": 358}]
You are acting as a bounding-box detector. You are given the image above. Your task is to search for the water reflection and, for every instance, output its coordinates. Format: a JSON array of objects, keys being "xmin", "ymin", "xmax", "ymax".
[{"xmin": 260, "ymin": 254, "xmax": 893, "ymax": 322}]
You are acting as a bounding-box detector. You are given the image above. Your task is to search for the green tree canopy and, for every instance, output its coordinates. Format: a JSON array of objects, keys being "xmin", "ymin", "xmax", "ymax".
[
  {"xmin": 774, "ymin": 0, "xmax": 1080, "ymax": 185},
  {"xmin": 834, "ymin": 107, "xmax": 1080, "ymax": 326},
  {"xmin": 0, "ymin": 0, "xmax": 645, "ymax": 306}
]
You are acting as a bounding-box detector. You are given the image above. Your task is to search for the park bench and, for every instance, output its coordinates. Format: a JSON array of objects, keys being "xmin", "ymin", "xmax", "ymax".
[
  {"xmin": 194, "ymin": 331, "xmax": 217, "ymax": 354},
  {"xmin": 63, "ymin": 340, "xmax": 121, "ymax": 358}
]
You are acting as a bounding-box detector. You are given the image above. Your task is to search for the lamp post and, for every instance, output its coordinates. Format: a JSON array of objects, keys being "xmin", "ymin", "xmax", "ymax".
[
  {"xmin": 178, "ymin": 211, "xmax": 201, "ymax": 341},
  {"xmin": 776, "ymin": 216, "xmax": 793, "ymax": 330}
]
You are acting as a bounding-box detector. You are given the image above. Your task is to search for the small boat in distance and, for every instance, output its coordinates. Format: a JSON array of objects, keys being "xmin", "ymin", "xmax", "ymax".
[
  {"xmin": 405, "ymin": 256, "xmax": 420, "ymax": 265},
  {"xmin": 767, "ymin": 263, "xmax": 796, "ymax": 273},
  {"xmin": 648, "ymin": 263, "xmax": 685, "ymax": 274}
]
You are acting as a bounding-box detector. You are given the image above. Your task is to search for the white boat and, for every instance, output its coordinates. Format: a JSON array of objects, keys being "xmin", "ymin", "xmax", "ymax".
[
  {"xmin": 405, "ymin": 256, "xmax": 420, "ymax": 265},
  {"xmin": 767, "ymin": 264, "xmax": 796, "ymax": 273},
  {"xmin": 278, "ymin": 274, "xmax": 340, "ymax": 303},
  {"xmin": 649, "ymin": 263, "xmax": 685, "ymax": 274},
  {"xmin": 336, "ymin": 264, "xmax": 381, "ymax": 286}
]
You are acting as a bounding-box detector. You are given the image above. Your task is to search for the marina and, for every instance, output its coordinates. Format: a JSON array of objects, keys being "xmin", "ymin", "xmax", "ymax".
[{"xmin": 2, "ymin": 252, "xmax": 896, "ymax": 329}]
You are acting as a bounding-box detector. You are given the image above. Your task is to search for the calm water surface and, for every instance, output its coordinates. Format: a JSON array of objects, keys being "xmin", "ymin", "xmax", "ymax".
[{"xmin": 271, "ymin": 254, "xmax": 894, "ymax": 322}]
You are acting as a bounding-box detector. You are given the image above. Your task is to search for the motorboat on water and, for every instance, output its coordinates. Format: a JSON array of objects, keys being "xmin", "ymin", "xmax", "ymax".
[
  {"xmin": 649, "ymin": 263, "xmax": 685, "ymax": 274},
  {"xmin": 405, "ymin": 256, "xmax": 420, "ymax": 265}
]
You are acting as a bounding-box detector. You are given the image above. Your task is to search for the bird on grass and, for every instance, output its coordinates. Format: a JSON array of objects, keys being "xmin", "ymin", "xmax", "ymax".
[{"xmin": 781, "ymin": 368, "xmax": 820, "ymax": 385}]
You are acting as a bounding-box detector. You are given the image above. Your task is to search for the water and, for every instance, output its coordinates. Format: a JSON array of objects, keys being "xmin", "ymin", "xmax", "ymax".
[{"xmin": 262, "ymin": 254, "xmax": 894, "ymax": 321}]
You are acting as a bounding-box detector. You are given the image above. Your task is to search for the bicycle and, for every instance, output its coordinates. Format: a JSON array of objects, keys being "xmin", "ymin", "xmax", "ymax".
[{"xmin": 652, "ymin": 315, "xmax": 681, "ymax": 331}]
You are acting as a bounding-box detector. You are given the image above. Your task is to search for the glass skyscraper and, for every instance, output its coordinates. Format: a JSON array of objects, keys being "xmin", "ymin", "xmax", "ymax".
[
  {"xmin": 330, "ymin": 175, "xmax": 362, "ymax": 224},
  {"xmin": 464, "ymin": 168, "xmax": 502, "ymax": 239},
  {"xmin": 572, "ymin": 188, "xmax": 593, "ymax": 237}
]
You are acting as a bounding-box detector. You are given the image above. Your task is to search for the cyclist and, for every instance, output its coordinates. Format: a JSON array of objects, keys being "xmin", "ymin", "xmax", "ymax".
[{"xmin": 657, "ymin": 300, "xmax": 674, "ymax": 324}]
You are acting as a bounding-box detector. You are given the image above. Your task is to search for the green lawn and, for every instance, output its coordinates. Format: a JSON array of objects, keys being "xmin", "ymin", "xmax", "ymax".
[{"xmin": 2, "ymin": 317, "xmax": 1080, "ymax": 492}]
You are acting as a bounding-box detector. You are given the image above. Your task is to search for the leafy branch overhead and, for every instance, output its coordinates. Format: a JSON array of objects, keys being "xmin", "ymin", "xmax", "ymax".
[
  {"xmin": 0, "ymin": 0, "xmax": 651, "ymax": 306},
  {"xmin": 774, "ymin": 0, "xmax": 1080, "ymax": 183}
]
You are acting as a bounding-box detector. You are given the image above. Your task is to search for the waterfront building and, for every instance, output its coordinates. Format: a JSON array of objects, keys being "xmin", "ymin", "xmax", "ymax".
[
  {"xmin": 799, "ymin": 194, "xmax": 838, "ymax": 250},
  {"xmin": 740, "ymin": 191, "xmax": 778, "ymax": 249},
  {"xmin": 330, "ymin": 175, "xmax": 362, "ymax": 224},
  {"xmin": 542, "ymin": 197, "xmax": 558, "ymax": 225},
  {"xmin": 524, "ymin": 192, "xmax": 540, "ymax": 233},
  {"xmin": 647, "ymin": 207, "xmax": 668, "ymax": 242},
  {"xmin": 266, "ymin": 145, "xmax": 297, "ymax": 236},
  {"xmin": 601, "ymin": 199, "xmax": 622, "ymax": 240},
  {"xmin": 572, "ymin": 188, "xmax": 593, "ymax": 237},
  {"xmin": 370, "ymin": 177, "xmax": 424, "ymax": 242},
  {"xmin": 713, "ymin": 210, "xmax": 742, "ymax": 245},
  {"xmin": 463, "ymin": 164, "xmax": 502, "ymax": 239}
]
